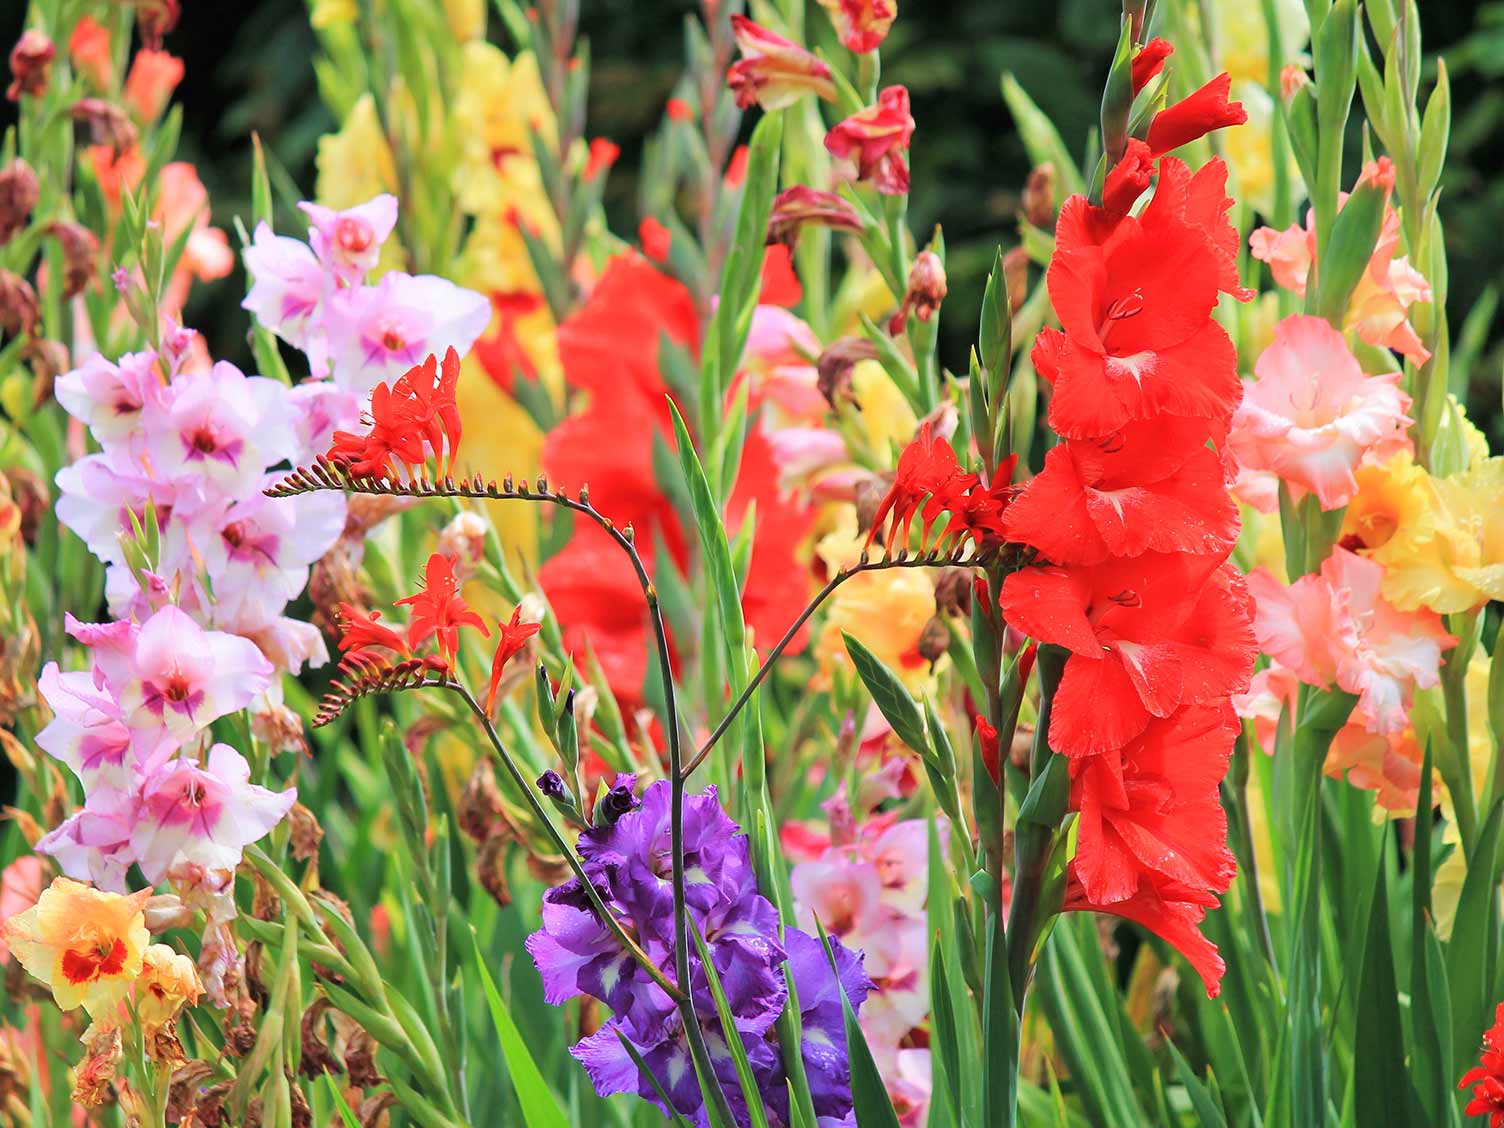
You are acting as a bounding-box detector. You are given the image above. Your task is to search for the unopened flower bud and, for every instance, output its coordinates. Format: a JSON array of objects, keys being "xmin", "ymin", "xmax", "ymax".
[
  {"xmin": 49, "ymin": 221, "xmax": 100, "ymax": 298},
  {"xmin": 767, "ymin": 185, "xmax": 865, "ymax": 249},
  {"xmin": 0, "ymin": 160, "xmax": 38, "ymax": 244},
  {"xmin": 596, "ymin": 772, "xmax": 639, "ymax": 826},
  {"xmin": 7, "ymin": 31, "xmax": 53, "ymax": 102},
  {"xmin": 70, "ymin": 98, "xmax": 137, "ymax": 156},
  {"xmin": 1002, "ymin": 246, "xmax": 1029, "ymax": 314},
  {"xmin": 816, "ymin": 337, "xmax": 876, "ymax": 409},
  {"xmin": 0, "ymin": 270, "xmax": 38, "ymax": 338},
  {"xmin": 1021, "ymin": 163, "xmax": 1056, "ymax": 228},
  {"xmin": 1280, "ymin": 65, "xmax": 1311, "ymax": 102}
]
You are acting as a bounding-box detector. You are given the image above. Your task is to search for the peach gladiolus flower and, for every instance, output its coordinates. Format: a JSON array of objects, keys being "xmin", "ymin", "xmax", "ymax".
[
  {"xmin": 1250, "ymin": 158, "xmax": 1432, "ymax": 365},
  {"xmin": 3, "ymin": 877, "xmax": 150, "ymax": 1020},
  {"xmin": 123, "ymin": 49, "xmax": 184, "ymax": 122},
  {"xmin": 156, "ymin": 163, "xmax": 234, "ymax": 313},
  {"xmin": 135, "ymin": 943, "xmax": 203, "ymax": 1032},
  {"xmin": 68, "ymin": 17, "xmax": 113, "ymax": 89},
  {"xmin": 0, "ymin": 856, "xmax": 44, "ymax": 963},
  {"xmin": 1249, "ymin": 547, "xmax": 1454, "ymax": 735},
  {"xmin": 1229, "ymin": 315, "xmax": 1411, "ymax": 510}
]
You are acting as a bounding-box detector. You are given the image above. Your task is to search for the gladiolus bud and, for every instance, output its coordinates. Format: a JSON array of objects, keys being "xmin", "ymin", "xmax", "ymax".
[
  {"xmin": 0, "ymin": 159, "xmax": 39, "ymax": 244},
  {"xmin": 596, "ymin": 772, "xmax": 639, "ymax": 826},
  {"xmin": 767, "ymin": 185, "xmax": 865, "ymax": 248},
  {"xmin": 1280, "ymin": 64, "xmax": 1311, "ymax": 101},
  {"xmin": 889, "ymin": 249, "xmax": 946, "ymax": 333},
  {"xmin": 1021, "ymin": 163, "xmax": 1056, "ymax": 229},
  {"xmin": 1002, "ymin": 246, "xmax": 1029, "ymax": 314},
  {"xmin": 6, "ymin": 30, "xmax": 53, "ymax": 101},
  {"xmin": 727, "ymin": 16, "xmax": 836, "ymax": 111}
]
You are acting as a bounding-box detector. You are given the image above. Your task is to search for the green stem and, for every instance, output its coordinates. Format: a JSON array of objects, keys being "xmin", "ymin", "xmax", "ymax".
[{"xmin": 1229, "ymin": 730, "xmax": 1280, "ymax": 972}]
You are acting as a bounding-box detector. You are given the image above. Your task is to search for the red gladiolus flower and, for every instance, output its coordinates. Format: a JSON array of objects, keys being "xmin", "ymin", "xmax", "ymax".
[
  {"xmin": 1460, "ymin": 1003, "xmax": 1504, "ymax": 1127},
  {"xmin": 327, "ymin": 347, "xmax": 464, "ymax": 480},
  {"xmin": 824, "ymin": 86, "xmax": 915, "ymax": 196},
  {"xmin": 1037, "ymin": 161, "xmax": 1246, "ymax": 441},
  {"xmin": 1064, "ymin": 874, "xmax": 1226, "ymax": 997},
  {"xmin": 485, "ymin": 607, "xmax": 543, "ymax": 713},
  {"xmin": 583, "ymin": 138, "xmax": 619, "ymax": 181},
  {"xmin": 1145, "ymin": 73, "xmax": 1247, "ymax": 156},
  {"xmin": 999, "ymin": 553, "xmax": 1255, "ymax": 756},
  {"xmin": 666, "ymin": 97, "xmax": 693, "ymax": 122},
  {"xmin": 335, "ymin": 603, "xmax": 411, "ymax": 658},
  {"xmin": 639, "ymin": 217, "xmax": 672, "ymax": 263},
  {"xmin": 1131, "ymin": 37, "xmax": 1173, "ymax": 94},
  {"xmin": 1101, "ymin": 138, "xmax": 1154, "ymax": 216},
  {"xmin": 475, "ymin": 291, "xmax": 545, "ymax": 393},
  {"xmin": 395, "ymin": 553, "xmax": 490, "ymax": 664},
  {"xmin": 759, "ymin": 244, "xmax": 802, "ymax": 307},
  {"xmin": 816, "ymin": 0, "xmax": 897, "ymax": 54},
  {"xmin": 727, "ymin": 16, "xmax": 836, "ymax": 111},
  {"xmin": 975, "ymin": 716, "xmax": 1001, "ymax": 785},
  {"xmin": 1002, "ymin": 417, "xmax": 1236, "ymax": 565},
  {"xmin": 1069, "ymin": 704, "xmax": 1238, "ymax": 905}
]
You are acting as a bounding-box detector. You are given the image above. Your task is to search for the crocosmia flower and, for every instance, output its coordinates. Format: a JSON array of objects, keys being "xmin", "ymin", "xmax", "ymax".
[
  {"xmin": 824, "ymin": 86, "xmax": 915, "ymax": 196},
  {"xmin": 1460, "ymin": 1003, "xmax": 1504, "ymax": 1127},
  {"xmin": 1229, "ymin": 314, "xmax": 1411, "ymax": 511},
  {"xmin": 2, "ymin": 877, "xmax": 150, "ymax": 1020}
]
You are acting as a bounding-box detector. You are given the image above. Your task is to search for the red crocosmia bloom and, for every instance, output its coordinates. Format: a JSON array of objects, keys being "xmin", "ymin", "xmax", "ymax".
[
  {"xmin": 1003, "ymin": 417, "xmax": 1236, "ymax": 565},
  {"xmin": 759, "ymin": 243, "xmax": 802, "ymax": 307},
  {"xmin": 1038, "ymin": 183, "xmax": 1243, "ymax": 441},
  {"xmin": 864, "ymin": 421, "xmax": 973, "ymax": 552},
  {"xmin": 583, "ymin": 138, "xmax": 620, "ymax": 181},
  {"xmin": 1145, "ymin": 72, "xmax": 1247, "ymax": 156},
  {"xmin": 1460, "ymin": 1003, "xmax": 1504, "ymax": 1126},
  {"xmin": 824, "ymin": 86, "xmax": 915, "ymax": 196},
  {"xmin": 475, "ymin": 292, "xmax": 544, "ymax": 393},
  {"xmin": 335, "ymin": 603, "xmax": 411, "ymax": 658},
  {"xmin": 1000, "ymin": 553, "xmax": 1255, "ymax": 756},
  {"xmin": 1069, "ymin": 704, "xmax": 1238, "ymax": 905},
  {"xmin": 727, "ymin": 15, "xmax": 837, "ymax": 111},
  {"xmin": 938, "ymin": 458, "xmax": 1019, "ymax": 550},
  {"xmin": 328, "ymin": 348, "xmax": 464, "ymax": 480},
  {"xmin": 1064, "ymin": 873, "xmax": 1226, "ymax": 997},
  {"xmin": 396, "ymin": 553, "xmax": 490, "ymax": 664},
  {"xmin": 1131, "ymin": 37, "xmax": 1173, "ymax": 94},
  {"xmin": 485, "ymin": 607, "xmax": 543, "ymax": 713},
  {"xmin": 639, "ymin": 217, "xmax": 672, "ymax": 263}
]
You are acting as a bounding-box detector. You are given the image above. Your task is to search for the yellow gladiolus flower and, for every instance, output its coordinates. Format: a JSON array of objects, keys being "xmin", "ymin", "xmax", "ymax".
[
  {"xmin": 444, "ymin": 0, "xmax": 487, "ymax": 42},
  {"xmin": 1341, "ymin": 449, "xmax": 1437, "ymax": 554},
  {"xmin": 1222, "ymin": 80, "xmax": 1305, "ymax": 217},
  {"xmin": 1209, "ymin": 0, "xmax": 1309, "ymax": 85},
  {"xmin": 850, "ymin": 359, "xmax": 917, "ymax": 458},
  {"xmin": 135, "ymin": 943, "xmax": 203, "ymax": 1032},
  {"xmin": 3, "ymin": 878, "xmax": 150, "ymax": 1021},
  {"xmin": 453, "ymin": 44, "xmax": 557, "ymax": 227},
  {"xmin": 812, "ymin": 509, "xmax": 936, "ymax": 692}
]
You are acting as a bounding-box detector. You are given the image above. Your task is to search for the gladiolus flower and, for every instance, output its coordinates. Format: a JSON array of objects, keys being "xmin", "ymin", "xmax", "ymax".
[
  {"xmin": 135, "ymin": 942, "xmax": 203, "ymax": 1032},
  {"xmin": 485, "ymin": 606, "xmax": 543, "ymax": 713},
  {"xmin": 1131, "ymin": 37, "xmax": 1173, "ymax": 93},
  {"xmin": 1460, "ymin": 1003, "xmax": 1504, "ymax": 1127},
  {"xmin": 583, "ymin": 138, "xmax": 619, "ymax": 181},
  {"xmin": 1145, "ymin": 73, "xmax": 1248, "ymax": 155},
  {"xmin": 123, "ymin": 49, "xmax": 184, "ymax": 122},
  {"xmin": 1229, "ymin": 314, "xmax": 1411, "ymax": 510},
  {"xmin": 396, "ymin": 552, "xmax": 490, "ymax": 663},
  {"xmin": 825, "ymin": 86, "xmax": 915, "ymax": 196},
  {"xmin": 816, "ymin": 0, "xmax": 897, "ymax": 54},
  {"xmin": 299, "ymin": 194, "xmax": 398, "ymax": 284},
  {"xmin": 639, "ymin": 216, "xmax": 671, "ymax": 263},
  {"xmin": 727, "ymin": 16, "xmax": 836, "ymax": 111},
  {"xmin": 2, "ymin": 877, "xmax": 151, "ymax": 1020}
]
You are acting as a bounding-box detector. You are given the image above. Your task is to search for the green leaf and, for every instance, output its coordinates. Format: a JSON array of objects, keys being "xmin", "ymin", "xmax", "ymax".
[
  {"xmin": 1447, "ymin": 799, "xmax": 1504, "ymax": 1082},
  {"xmin": 1354, "ymin": 861, "xmax": 1426, "ymax": 1126},
  {"xmin": 1164, "ymin": 1040, "xmax": 1228, "ymax": 1128},
  {"xmin": 841, "ymin": 632, "xmax": 929, "ymax": 757},
  {"xmin": 815, "ymin": 923, "xmax": 903, "ymax": 1128},
  {"xmin": 469, "ymin": 931, "xmax": 570, "ymax": 1128},
  {"xmin": 1316, "ymin": 172, "xmax": 1386, "ymax": 324},
  {"xmin": 322, "ymin": 1075, "xmax": 364, "ymax": 1128},
  {"xmin": 982, "ymin": 914, "xmax": 1018, "ymax": 1128},
  {"xmin": 1000, "ymin": 75, "xmax": 1085, "ymax": 202}
]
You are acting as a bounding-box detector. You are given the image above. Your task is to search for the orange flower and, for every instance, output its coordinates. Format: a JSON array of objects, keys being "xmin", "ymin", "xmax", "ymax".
[
  {"xmin": 485, "ymin": 606, "xmax": 543, "ymax": 713},
  {"xmin": 123, "ymin": 49, "xmax": 184, "ymax": 123},
  {"xmin": 68, "ymin": 17, "xmax": 113, "ymax": 89},
  {"xmin": 395, "ymin": 553, "xmax": 490, "ymax": 664},
  {"xmin": 3, "ymin": 877, "xmax": 150, "ymax": 1020}
]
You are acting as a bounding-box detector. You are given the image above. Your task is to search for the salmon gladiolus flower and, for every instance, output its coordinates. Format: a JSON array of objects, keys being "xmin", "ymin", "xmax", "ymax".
[{"xmin": 3, "ymin": 877, "xmax": 150, "ymax": 1020}]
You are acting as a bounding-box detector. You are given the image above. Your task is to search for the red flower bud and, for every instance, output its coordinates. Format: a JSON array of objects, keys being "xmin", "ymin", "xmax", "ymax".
[
  {"xmin": 7, "ymin": 30, "xmax": 54, "ymax": 101},
  {"xmin": 816, "ymin": 0, "xmax": 897, "ymax": 54}
]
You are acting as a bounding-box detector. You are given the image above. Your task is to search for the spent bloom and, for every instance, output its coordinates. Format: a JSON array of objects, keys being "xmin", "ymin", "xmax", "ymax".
[
  {"xmin": 816, "ymin": 0, "xmax": 897, "ymax": 53},
  {"xmin": 825, "ymin": 86, "xmax": 915, "ymax": 195},
  {"xmin": 727, "ymin": 16, "xmax": 836, "ymax": 111}
]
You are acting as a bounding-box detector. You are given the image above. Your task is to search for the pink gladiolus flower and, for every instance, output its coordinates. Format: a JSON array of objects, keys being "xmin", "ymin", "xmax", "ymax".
[
  {"xmin": 53, "ymin": 350, "xmax": 164, "ymax": 448},
  {"xmin": 298, "ymin": 194, "xmax": 398, "ymax": 285},
  {"xmin": 156, "ymin": 163, "xmax": 234, "ymax": 315},
  {"xmin": 1229, "ymin": 315, "xmax": 1411, "ymax": 511},
  {"xmin": 1248, "ymin": 547, "xmax": 1454, "ymax": 734},
  {"xmin": 0, "ymin": 857, "xmax": 43, "ymax": 963},
  {"xmin": 825, "ymin": 86, "xmax": 915, "ymax": 195},
  {"xmin": 35, "ymin": 791, "xmax": 138, "ymax": 892},
  {"xmin": 152, "ymin": 361, "xmax": 297, "ymax": 495},
  {"xmin": 36, "ymin": 664, "xmax": 139, "ymax": 793},
  {"xmin": 243, "ymin": 221, "xmax": 328, "ymax": 353},
  {"xmin": 1250, "ymin": 158, "xmax": 1433, "ymax": 365},
  {"xmin": 131, "ymin": 744, "xmax": 296, "ymax": 883},
  {"xmin": 727, "ymin": 16, "xmax": 836, "ymax": 111},
  {"xmin": 324, "ymin": 271, "xmax": 490, "ymax": 395},
  {"xmin": 816, "ymin": 0, "xmax": 897, "ymax": 54}
]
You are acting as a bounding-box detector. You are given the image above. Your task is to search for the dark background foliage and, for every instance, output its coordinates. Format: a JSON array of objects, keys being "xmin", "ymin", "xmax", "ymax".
[{"xmin": 13, "ymin": 1, "xmax": 1504, "ymax": 432}]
